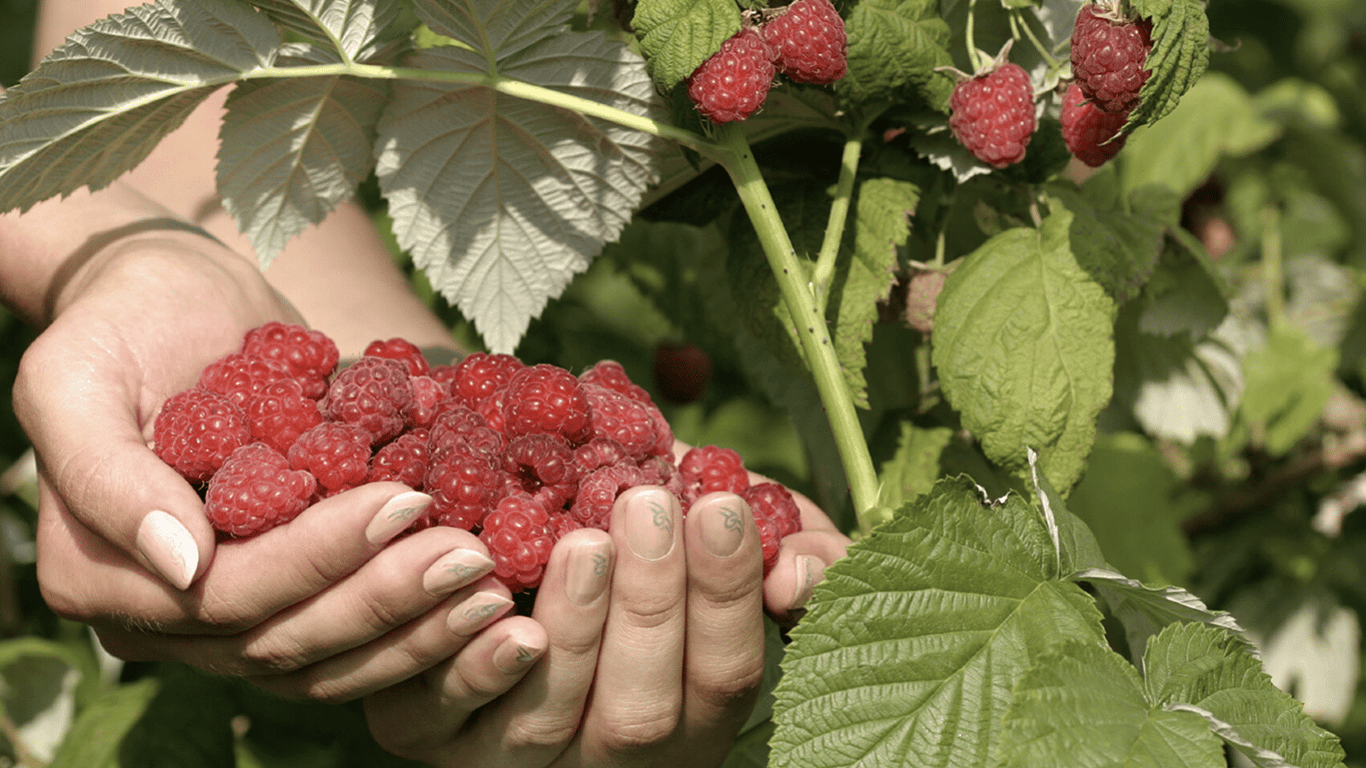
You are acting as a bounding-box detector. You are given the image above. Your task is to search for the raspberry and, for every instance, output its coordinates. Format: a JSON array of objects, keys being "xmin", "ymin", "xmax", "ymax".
[
  {"xmin": 503, "ymin": 434, "xmax": 581, "ymax": 512},
  {"xmin": 364, "ymin": 337, "xmax": 431, "ymax": 377},
  {"xmin": 742, "ymin": 482, "xmax": 803, "ymax": 575},
  {"xmin": 502, "ymin": 364, "xmax": 592, "ymax": 443},
  {"xmin": 425, "ymin": 444, "xmax": 505, "ymax": 530},
  {"xmin": 581, "ymin": 383, "xmax": 659, "ymax": 459},
  {"xmin": 645, "ymin": 406, "xmax": 676, "ymax": 458},
  {"xmin": 575, "ymin": 437, "xmax": 632, "ymax": 472},
  {"xmin": 948, "ymin": 62, "xmax": 1037, "ymax": 169},
  {"xmin": 571, "ymin": 462, "xmax": 644, "ymax": 530},
  {"xmin": 639, "ymin": 454, "xmax": 687, "ymax": 501},
  {"xmin": 322, "ymin": 357, "xmax": 414, "ymax": 445},
  {"xmin": 429, "ymin": 405, "xmax": 506, "ymax": 460},
  {"xmin": 450, "ymin": 352, "xmax": 525, "ymax": 408},
  {"xmin": 198, "ymin": 353, "xmax": 294, "ymax": 408},
  {"xmin": 1070, "ymin": 3, "xmax": 1153, "ymax": 113},
  {"xmin": 243, "ymin": 377, "xmax": 324, "ymax": 454},
  {"xmin": 579, "ymin": 360, "xmax": 651, "ymax": 404},
  {"xmin": 476, "ymin": 386, "xmax": 510, "ymax": 434},
  {"xmin": 405, "ymin": 374, "xmax": 451, "ymax": 430},
  {"xmin": 287, "ymin": 422, "xmax": 372, "ymax": 495},
  {"xmin": 679, "ymin": 445, "xmax": 750, "ymax": 505},
  {"xmin": 153, "ymin": 387, "xmax": 252, "ymax": 484},
  {"xmin": 1060, "ymin": 81, "xmax": 1131, "ymax": 166},
  {"xmin": 686, "ymin": 28, "xmax": 775, "ymax": 124},
  {"xmin": 241, "ymin": 321, "xmax": 339, "ymax": 399},
  {"xmin": 205, "ymin": 443, "xmax": 317, "ymax": 537},
  {"xmin": 549, "ymin": 510, "xmax": 583, "ymax": 539},
  {"xmin": 368, "ymin": 430, "xmax": 430, "ymax": 489},
  {"xmin": 760, "ymin": 0, "xmax": 848, "ymax": 85},
  {"xmin": 479, "ymin": 493, "xmax": 556, "ymax": 592}
]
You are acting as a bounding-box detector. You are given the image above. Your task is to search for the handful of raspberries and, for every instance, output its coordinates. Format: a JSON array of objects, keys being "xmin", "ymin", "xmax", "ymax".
[{"xmin": 152, "ymin": 322, "xmax": 802, "ymax": 592}]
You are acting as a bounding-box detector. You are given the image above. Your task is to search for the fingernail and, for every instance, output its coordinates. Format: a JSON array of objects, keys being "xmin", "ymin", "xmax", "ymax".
[
  {"xmin": 566, "ymin": 539, "xmax": 614, "ymax": 606},
  {"xmin": 136, "ymin": 511, "xmax": 198, "ymax": 590},
  {"xmin": 625, "ymin": 489, "xmax": 676, "ymax": 560},
  {"xmin": 446, "ymin": 592, "xmax": 513, "ymax": 636},
  {"xmin": 366, "ymin": 491, "xmax": 432, "ymax": 545},
  {"xmin": 423, "ymin": 549, "xmax": 496, "ymax": 597},
  {"xmin": 790, "ymin": 556, "xmax": 823, "ymax": 612},
  {"xmin": 698, "ymin": 496, "xmax": 747, "ymax": 558},
  {"xmin": 493, "ymin": 634, "xmax": 546, "ymax": 675}
]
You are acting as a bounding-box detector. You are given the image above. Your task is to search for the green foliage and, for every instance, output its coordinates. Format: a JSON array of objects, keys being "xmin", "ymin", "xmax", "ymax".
[{"xmin": 631, "ymin": 0, "xmax": 741, "ymax": 90}]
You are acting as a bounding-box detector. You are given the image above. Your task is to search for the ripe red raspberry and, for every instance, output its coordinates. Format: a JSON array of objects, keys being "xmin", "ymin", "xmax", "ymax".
[
  {"xmin": 153, "ymin": 387, "xmax": 252, "ymax": 484},
  {"xmin": 322, "ymin": 357, "xmax": 414, "ymax": 445},
  {"xmin": 479, "ymin": 493, "xmax": 556, "ymax": 592},
  {"xmin": 503, "ymin": 434, "xmax": 581, "ymax": 512},
  {"xmin": 1060, "ymin": 81, "xmax": 1131, "ymax": 166},
  {"xmin": 450, "ymin": 352, "xmax": 525, "ymax": 408},
  {"xmin": 198, "ymin": 353, "xmax": 294, "ymax": 408},
  {"xmin": 760, "ymin": 0, "xmax": 848, "ymax": 85},
  {"xmin": 241, "ymin": 321, "xmax": 338, "ymax": 399},
  {"xmin": 364, "ymin": 337, "xmax": 431, "ymax": 377},
  {"xmin": 502, "ymin": 364, "xmax": 592, "ymax": 443},
  {"xmin": 243, "ymin": 377, "xmax": 323, "ymax": 454},
  {"xmin": 1070, "ymin": 3, "xmax": 1153, "ymax": 113},
  {"xmin": 581, "ymin": 383, "xmax": 658, "ymax": 459},
  {"xmin": 686, "ymin": 28, "xmax": 775, "ymax": 124},
  {"xmin": 476, "ymin": 386, "xmax": 510, "ymax": 434},
  {"xmin": 574, "ymin": 437, "xmax": 631, "ymax": 472},
  {"xmin": 425, "ymin": 444, "xmax": 505, "ymax": 530},
  {"xmin": 368, "ymin": 430, "xmax": 430, "ymax": 489},
  {"xmin": 429, "ymin": 405, "xmax": 506, "ymax": 461},
  {"xmin": 549, "ymin": 510, "xmax": 582, "ymax": 539},
  {"xmin": 571, "ymin": 462, "xmax": 644, "ymax": 530},
  {"xmin": 205, "ymin": 443, "xmax": 316, "ymax": 537},
  {"xmin": 405, "ymin": 375, "xmax": 451, "ymax": 430},
  {"xmin": 579, "ymin": 360, "xmax": 651, "ymax": 404},
  {"xmin": 948, "ymin": 62, "xmax": 1036, "ymax": 169},
  {"xmin": 741, "ymin": 482, "xmax": 802, "ymax": 575},
  {"xmin": 679, "ymin": 445, "xmax": 750, "ymax": 505},
  {"xmin": 639, "ymin": 454, "xmax": 687, "ymax": 500},
  {"xmin": 287, "ymin": 422, "xmax": 372, "ymax": 495}
]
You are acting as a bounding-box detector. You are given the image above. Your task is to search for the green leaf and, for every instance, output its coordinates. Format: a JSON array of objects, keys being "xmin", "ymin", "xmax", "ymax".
[
  {"xmin": 1239, "ymin": 323, "xmax": 1338, "ymax": 456},
  {"xmin": 931, "ymin": 208, "xmax": 1117, "ymax": 494},
  {"xmin": 1135, "ymin": 229, "xmax": 1229, "ymax": 341},
  {"xmin": 247, "ymin": 0, "xmax": 404, "ymax": 58},
  {"xmin": 995, "ymin": 641, "xmax": 1226, "ymax": 768},
  {"xmin": 0, "ymin": 638, "xmax": 83, "ymax": 764},
  {"xmin": 48, "ymin": 679, "xmax": 158, "ymax": 768},
  {"xmin": 0, "ymin": 0, "xmax": 281, "ymax": 213},
  {"xmin": 1075, "ymin": 569, "xmax": 1251, "ymax": 663},
  {"xmin": 375, "ymin": 30, "xmax": 664, "ymax": 353},
  {"xmin": 1025, "ymin": 446, "xmax": 1109, "ymax": 575},
  {"xmin": 876, "ymin": 421, "xmax": 953, "ymax": 509},
  {"xmin": 1042, "ymin": 179, "xmax": 1173, "ymax": 303},
  {"xmin": 770, "ymin": 477, "xmax": 1106, "ymax": 768},
  {"xmin": 630, "ymin": 0, "xmax": 741, "ymax": 91},
  {"xmin": 116, "ymin": 666, "xmax": 236, "ymax": 768},
  {"xmin": 1144, "ymin": 622, "xmax": 1346, "ymax": 768},
  {"xmin": 836, "ymin": 0, "xmax": 954, "ymax": 112},
  {"xmin": 1126, "ymin": 0, "xmax": 1209, "ymax": 131},
  {"xmin": 218, "ymin": 44, "xmax": 387, "ymax": 267}
]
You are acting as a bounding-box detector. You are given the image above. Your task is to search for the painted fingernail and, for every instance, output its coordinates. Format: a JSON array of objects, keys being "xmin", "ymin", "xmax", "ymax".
[
  {"xmin": 698, "ymin": 496, "xmax": 747, "ymax": 558},
  {"xmin": 423, "ymin": 549, "xmax": 496, "ymax": 597},
  {"xmin": 366, "ymin": 491, "xmax": 432, "ymax": 545},
  {"xmin": 625, "ymin": 489, "xmax": 676, "ymax": 560},
  {"xmin": 446, "ymin": 592, "xmax": 513, "ymax": 636},
  {"xmin": 136, "ymin": 511, "xmax": 199, "ymax": 590},
  {"xmin": 493, "ymin": 634, "xmax": 546, "ymax": 675},
  {"xmin": 566, "ymin": 539, "xmax": 614, "ymax": 606},
  {"xmin": 790, "ymin": 555, "xmax": 823, "ymax": 612}
]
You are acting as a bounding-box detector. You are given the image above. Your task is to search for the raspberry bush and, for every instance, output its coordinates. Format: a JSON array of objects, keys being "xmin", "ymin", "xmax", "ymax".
[{"xmin": 2, "ymin": 0, "xmax": 1363, "ymax": 765}]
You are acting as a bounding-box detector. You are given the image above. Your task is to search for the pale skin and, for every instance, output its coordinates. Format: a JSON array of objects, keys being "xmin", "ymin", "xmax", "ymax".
[{"xmin": 3, "ymin": 2, "xmax": 851, "ymax": 765}]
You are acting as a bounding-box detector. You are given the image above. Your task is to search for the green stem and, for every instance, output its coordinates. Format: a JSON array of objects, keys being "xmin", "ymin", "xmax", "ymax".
[
  {"xmin": 713, "ymin": 124, "xmax": 881, "ymax": 533},
  {"xmin": 1011, "ymin": 10, "xmax": 1060, "ymax": 69},
  {"xmin": 966, "ymin": 0, "xmax": 984, "ymax": 72},
  {"xmin": 811, "ymin": 133, "xmax": 865, "ymax": 314}
]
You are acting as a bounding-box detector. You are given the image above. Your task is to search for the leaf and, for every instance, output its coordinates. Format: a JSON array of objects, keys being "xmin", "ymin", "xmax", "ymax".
[
  {"xmin": 1043, "ymin": 179, "xmax": 1173, "ymax": 303},
  {"xmin": 115, "ymin": 666, "xmax": 236, "ymax": 768},
  {"xmin": 1135, "ymin": 229, "xmax": 1229, "ymax": 340},
  {"xmin": 629, "ymin": 0, "xmax": 741, "ymax": 91},
  {"xmin": 247, "ymin": 0, "xmax": 404, "ymax": 58},
  {"xmin": 1145, "ymin": 622, "xmax": 1346, "ymax": 768},
  {"xmin": 836, "ymin": 0, "xmax": 955, "ymax": 112},
  {"xmin": 217, "ymin": 44, "xmax": 387, "ymax": 266},
  {"xmin": 48, "ymin": 679, "xmax": 158, "ymax": 768},
  {"xmin": 931, "ymin": 208, "xmax": 1117, "ymax": 494},
  {"xmin": 375, "ymin": 33, "xmax": 664, "ymax": 353},
  {"xmin": 1239, "ymin": 323, "xmax": 1338, "ymax": 456},
  {"xmin": 1254, "ymin": 598, "xmax": 1359, "ymax": 727},
  {"xmin": 0, "ymin": 638, "xmax": 83, "ymax": 763},
  {"xmin": 1025, "ymin": 446, "xmax": 1108, "ymax": 575},
  {"xmin": 770, "ymin": 477, "xmax": 1107, "ymax": 768},
  {"xmin": 414, "ymin": 0, "xmax": 574, "ymax": 62},
  {"xmin": 995, "ymin": 641, "xmax": 1226, "ymax": 768},
  {"xmin": 1125, "ymin": 0, "xmax": 1209, "ymax": 131},
  {"xmin": 1075, "ymin": 568, "xmax": 1252, "ymax": 663},
  {"xmin": 0, "ymin": 0, "xmax": 281, "ymax": 213},
  {"xmin": 876, "ymin": 421, "xmax": 953, "ymax": 509}
]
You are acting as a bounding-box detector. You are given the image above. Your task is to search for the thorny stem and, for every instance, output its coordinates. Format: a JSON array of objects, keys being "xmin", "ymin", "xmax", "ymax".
[
  {"xmin": 713, "ymin": 123, "xmax": 882, "ymax": 533},
  {"xmin": 812, "ymin": 132, "xmax": 866, "ymax": 314}
]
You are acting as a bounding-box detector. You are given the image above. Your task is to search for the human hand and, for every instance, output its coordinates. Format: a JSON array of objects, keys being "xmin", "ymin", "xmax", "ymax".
[{"xmin": 363, "ymin": 484, "xmax": 851, "ymax": 768}]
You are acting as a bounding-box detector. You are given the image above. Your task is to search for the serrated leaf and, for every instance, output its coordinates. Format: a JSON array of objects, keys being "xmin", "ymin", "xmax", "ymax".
[
  {"xmin": 1026, "ymin": 446, "xmax": 1109, "ymax": 575},
  {"xmin": 1145, "ymin": 622, "xmax": 1346, "ymax": 768},
  {"xmin": 770, "ymin": 477, "xmax": 1106, "ymax": 768},
  {"xmin": 931, "ymin": 208, "xmax": 1117, "ymax": 494},
  {"xmin": 1076, "ymin": 568, "xmax": 1252, "ymax": 663},
  {"xmin": 1125, "ymin": 0, "xmax": 1209, "ymax": 131},
  {"xmin": 0, "ymin": 0, "xmax": 281, "ymax": 213},
  {"xmin": 1043, "ymin": 180, "xmax": 1172, "ymax": 303},
  {"xmin": 876, "ymin": 421, "xmax": 953, "ymax": 508},
  {"xmin": 837, "ymin": 0, "xmax": 955, "ymax": 112},
  {"xmin": 218, "ymin": 44, "xmax": 386, "ymax": 266},
  {"xmin": 414, "ymin": 0, "xmax": 575, "ymax": 62},
  {"xmin": 630, "ymin": 0, "xmax": 741, "ymax": 91},
  {"xmin": 375, "ymin": 33, "xmax": 664, "ymax": 353},
  {"xmin": 247, "ymin": 0, "xmax": 403, "ymax": 58},
  {"xmin": 1239, "ymin": 323, "xmax": 1338, "ymax": 456},
  {"xmin": 1136, "ymin": 229, "xmax": 1229, "ymax": 340},
  {"xmin": 995, "ymin": 641, "xmax": 1226, "ymax": 768}
]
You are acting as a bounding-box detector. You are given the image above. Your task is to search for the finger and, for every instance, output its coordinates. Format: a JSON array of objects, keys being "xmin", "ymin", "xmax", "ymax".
[
  {"xmin": 762, "ymin": 529, "xmax": 849, "ymax": 623},
  {"xmin": 242, "ymin": 575, "xmax": 517, "ymax": 703},
  {"xmin": 679, "ymin": 491, "xmax": 766, "ymax": 757},
  {"xmin": 364, "ymin": 616, "xmax": 548, "ymax": 764}
]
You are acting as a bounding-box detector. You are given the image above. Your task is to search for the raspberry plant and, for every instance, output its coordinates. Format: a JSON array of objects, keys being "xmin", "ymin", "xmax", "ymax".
[{"xmin": 2, "ymin": 0, "xmax": 1364, "ymax": 765}]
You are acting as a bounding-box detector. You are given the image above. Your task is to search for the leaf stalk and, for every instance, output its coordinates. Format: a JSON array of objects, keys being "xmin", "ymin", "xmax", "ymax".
[{"xmin": 811, "ymin": 132, "xmax": 865, "ymax": 314}]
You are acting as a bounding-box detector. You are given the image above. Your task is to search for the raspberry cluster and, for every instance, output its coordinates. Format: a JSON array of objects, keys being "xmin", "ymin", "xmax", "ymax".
[{"xmin": 153, "ymin": 323, "xmax": 803, "ymax": 591}]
